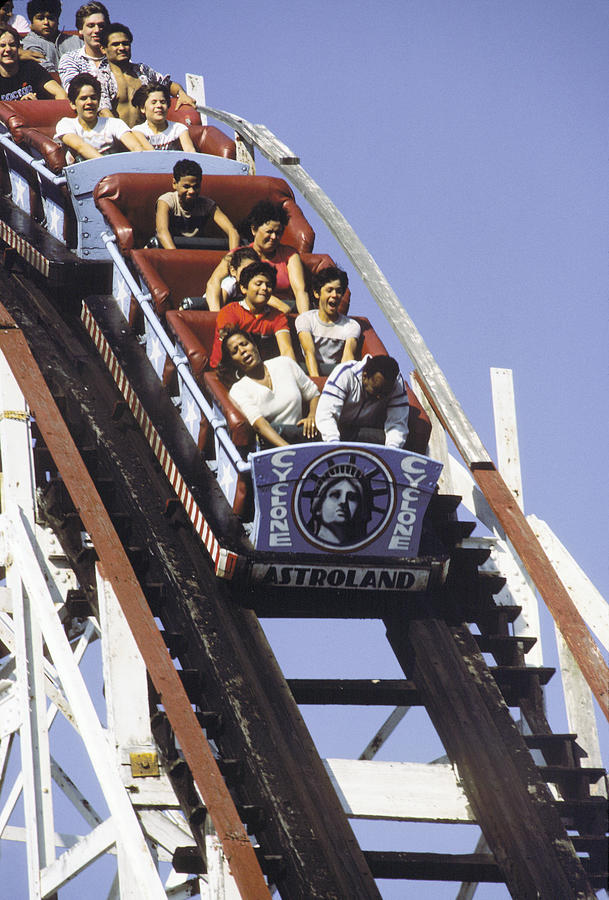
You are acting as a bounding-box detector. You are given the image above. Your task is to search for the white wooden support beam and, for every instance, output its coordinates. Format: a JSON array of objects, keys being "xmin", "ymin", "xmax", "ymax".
[
  {"xmin": 7, "ymin": 509, "xmax": 167, "ymax": 900},
  {"xmin": 0, "ymin": 733, "xmax": 13, "ymax": 792},
  {"xmin": 204, "ymin": 815, "xmax": 242, "ymax": 900},
  {"xmin": 324, "ymin": 759, "xmax": 475, "ymax": 823},
  {"xmin": 165, "ymin": 871, "xmax": 201, "ymax": 899},
  {"xmin": 184, "ymin": 74, "xmax": 206, "ymax": 125},
  {"xmin": 0, "ymin": 359, "xmax": 56, "ymax": 896},
  {"xmin": 50, "ymin": 757, "xmax": 103, "ymax": 830},
  {"xmin": 491, "ymin": 368, "xmax": 524, "ymax": 510},
  {"xmin": 359, "ymin": 706, "xmax": 409, "ymax": 760},
  {"xmin": 98, "ymin": 566, "xmax": 185, "ymax": 893},
  {"xmin": 40, "ymin": 818, "xmax": 116, "ymax": 898},
  {"xmin": 554, "ymin": 631, "xmax": 607, "ymax": 798},
  {"xmin": 138, "ymin": 809, "xmax": 194, "ymax": 857},
  {"xmin": 98, "ymin": 566, "xmax": 156, "ymax": 749},
  {"xmin": 528, "ymin": 515, "xmax": 609, "ymax": 653},
  {"xmin": 0, "ymin": 611, "xmax": 77, "ymax": 729},
  {"xmin": 447, "ymin": 455, "xmax": 544, "ymax": 665},
  {"xmin": 0, "ymin": 682, "xmax": 20, "ymax": 740},
  {"xmin": 412, "ymin": 378, "xmax": 454, "ymax": 495}
]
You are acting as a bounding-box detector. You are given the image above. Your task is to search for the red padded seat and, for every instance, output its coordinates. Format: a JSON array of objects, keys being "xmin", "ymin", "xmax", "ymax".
[
  {"xmin": 131, "ymin": 249, "xmax": 225, "ymax": 318},
  {"xmin": 95, "ymin": 173, "xmax": 315, "ymax": 255},
  {"xmin": 131, "ymin": 248, "xmax": 349, "ymax": 319},
  {"xmin": 166, "ymin": 309, "xmax": 430, "ymax": 455},
  {"xmin": 0, "ymin": 100, "xmax": 234, "ymax": 174}
]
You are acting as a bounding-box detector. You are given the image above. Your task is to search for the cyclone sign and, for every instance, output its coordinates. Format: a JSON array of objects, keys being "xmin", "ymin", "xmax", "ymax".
[{"xmin": 250, "ymin": 442, "xmax": 443, "ymax": 559}]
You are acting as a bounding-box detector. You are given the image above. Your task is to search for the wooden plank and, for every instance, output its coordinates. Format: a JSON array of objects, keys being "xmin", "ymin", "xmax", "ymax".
[
  {"xmin": 364, "ymin": 850, "xmax": 502, "ymax": 882},
  {"xmin": 288, "ymin": 678, "xmax": 421, "ymax": 705},
  {"xmin": 40, "ymin": 818, "xmax": 116, "ymax": 897},
  {"xmin": 385, "ymin": 611, "xmax": 597, "ymax": 898},
  {"xmin": 554, "ymin": 629, "xmax": 607, "ymax": 798},
  {"xmin": 473, "ymin": 468, "xmax": 609, "ymax": 721},
  {"xmin": 490, "ymin": 368, "xmax": 524, "ymax": 509},
  {"xmin": 324, "ymin": 759, "xmax": 475, "ymax": 822},
  {"xmin": 359, "ymin": 706, "xmax": 409, "ymax": 760},
  {"xmin": 528, "ymin": 515, "xmax": 609, "ymax": 653}
]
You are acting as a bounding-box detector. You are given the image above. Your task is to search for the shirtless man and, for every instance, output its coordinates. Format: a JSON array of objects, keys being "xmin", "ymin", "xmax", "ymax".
[{"xmin": 100, "ymin": 22, "xmax": 195, "ymax": 127}]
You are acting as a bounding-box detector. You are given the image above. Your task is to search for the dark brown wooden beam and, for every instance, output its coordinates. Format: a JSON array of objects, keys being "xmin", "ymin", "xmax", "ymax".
[
  {"xmin": 365, "ymin": 850, "xmax": 502, "ymax": 882},
  {"xmin": 385, "ymin": 609, "xmax": 597, "ymax": 899}
]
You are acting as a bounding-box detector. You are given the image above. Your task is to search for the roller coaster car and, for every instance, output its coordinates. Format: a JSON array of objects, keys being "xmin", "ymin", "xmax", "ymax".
[
  {"xmin": 0, "ymin": 98, "xmax": 234, "ymax": 174},
  {"xmin": 94, "ymin": 171, "xmax": 315, "ymax": 255},
  {"xmin": 163, "ymin": 307, "xmax": 433, "ymax": 519},
  {"xmin": 94, "ymin": 175, "xmax": 439, "ymax": 561}
]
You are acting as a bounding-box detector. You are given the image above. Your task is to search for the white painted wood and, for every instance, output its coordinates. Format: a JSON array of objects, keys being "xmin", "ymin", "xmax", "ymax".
[
  {"xmin": 205, "ymin": 815, "xmax": 242, "ymax": 899},
  {"xmin": 323, "ymin": 758, "xmax": 475, "ymax": 822},
  {"xmin": 413, "ymin": 377, "xmax": 454, "ymax": 494},
  {"xmin": 0, "ymin": 683, "xmax": 20, "ymax": 739},
  {"xmin": 2, "ymin": 825, "xmax": 79, "ymax": 849},
  {"xmin": 447, "ymin": 454, "xmax": 499, "ymax": 532},
  {"xmin": 359, "ymin": 706, "xmax": 409, "ymax": 760},
  {"xmin": 138, "ymin": 809, "xmax": 195, "ymax": 855},
  {"xmin": 554, "ymin": 628, "xmax": 607, "ymax": 797},
  {"xmin": 166, "ymin": 874, "xmax": 200, "ymax": 899},
  {"xmin": 127, "ymin": 779, "xmax": 183, "ymax": 808},
  {"xmin": 0, "ymin": 733, "xmax": 13, "ymax": 790},
  {"xmin": 528, "ymin": 515, "xmax": 609, "ymax": 654},
  {"xmin": 185, "ymin": 74, "xmax": 206, "ymax": 125},
  {"xmin": 7, "ymin": 509, "xmax": 167, "ymax": 900},
  {"xmin": 98, "ymin": 567, "xmax": 154, "ymax": 749},
  {"xmin": 50, "ymin": 757, "xmax": 103, "ymax": 829},
  {"xmin": 40, "ymin": 817, "xmax": 116, "ymax": 897},
  {"xmin": 1, "ymin": 363, "xmax": 57, "ymax": 897},
  {"xmin": 447, "ymin": 455, "xmax": 544, "ymax": 665},
  {"xmin": 0, "ymin": 585, "xmax": 11, "ymax": 612},
  {"xmin": 0, "ymin": 610, "xmax": 76, "ymax": 728},
  {"xmin": 491, "ymin": 368, "xmax": 524, "ymax": 510}
]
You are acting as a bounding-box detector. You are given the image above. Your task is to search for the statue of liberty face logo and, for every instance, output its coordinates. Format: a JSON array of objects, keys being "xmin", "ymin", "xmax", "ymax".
[{"xmin": 294, "ymin": 447, "xmax": 396, "ymax": 551}]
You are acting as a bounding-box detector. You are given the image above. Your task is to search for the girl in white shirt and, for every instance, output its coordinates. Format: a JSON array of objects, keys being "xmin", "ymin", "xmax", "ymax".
[
  {"xmin": 217, "ymin": 327, "xmax": 319, "ymax": 448},
  {"xmin": 131, "ymin": 82, "xmax": 195, "ymax": 152}
]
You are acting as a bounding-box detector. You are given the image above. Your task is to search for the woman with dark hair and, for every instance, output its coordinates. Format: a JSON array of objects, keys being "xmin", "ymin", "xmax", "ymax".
[
  {"xmin": 205, "ymin": 200, "xmax": 311, "ymax": 313},
  {"xmin": 217, "ymin": 326, "xmax": 319, "ymax": 448},
  {"xmin": 0, "ymin": 24, "xmax": 67, "ymax": 100},
  {"xmin": 306, "ymin": 466, "xmax": 371, "ymax": 545}
]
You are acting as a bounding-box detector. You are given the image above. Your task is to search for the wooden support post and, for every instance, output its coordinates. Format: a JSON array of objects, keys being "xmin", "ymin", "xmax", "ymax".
[
  {"xmin": 384, "ymin": 610, "xmax": 597, "ymax": 899},
  {"xmin": 0, "ymin": 354, "xmax": 56, "ymax": 897}
]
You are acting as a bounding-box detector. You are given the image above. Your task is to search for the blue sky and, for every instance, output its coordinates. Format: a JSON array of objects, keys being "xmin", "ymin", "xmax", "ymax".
[{"xmin": 3, "ymin": 2, "xmax": 608, "ymax": 898}]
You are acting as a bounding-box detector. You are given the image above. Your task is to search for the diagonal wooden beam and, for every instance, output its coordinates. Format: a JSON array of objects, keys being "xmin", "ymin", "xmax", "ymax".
[
  {"xmin": 472, "ymin": 466, "xmax": 609, "ymax": 721},
  {"xmin": 0, "ymin": 305, "xmax": 271, "ymax": 900}
]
